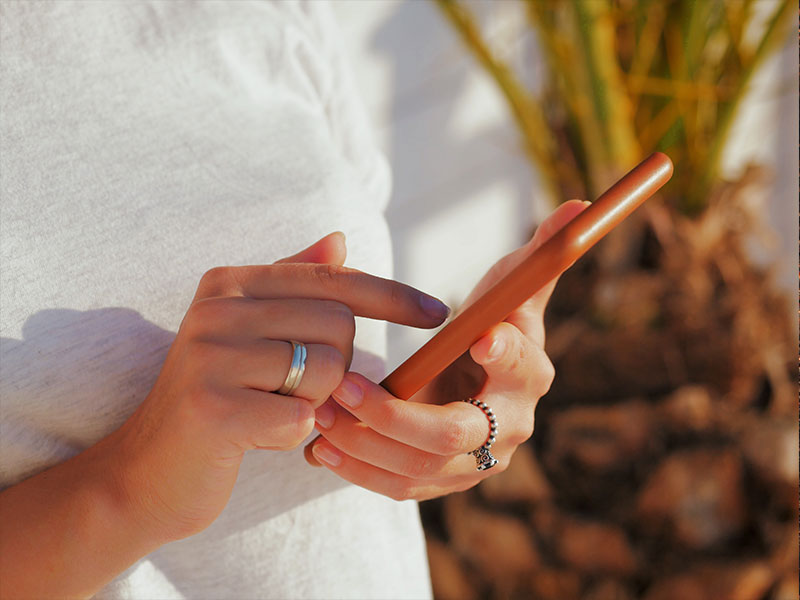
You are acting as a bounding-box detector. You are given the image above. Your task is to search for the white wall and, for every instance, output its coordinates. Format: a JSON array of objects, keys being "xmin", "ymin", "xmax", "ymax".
[
  {"xmin": 721, "ymin": 12, "xmax": 798, "ymax": 306},
  {"xmin": 333, "ymin": 0, "xmax": 546, "ymax": 369}
]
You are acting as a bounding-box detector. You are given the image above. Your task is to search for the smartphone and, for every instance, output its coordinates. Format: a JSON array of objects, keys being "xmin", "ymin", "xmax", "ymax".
[{"xmin": 381, "ymin": 152, "xmax": 674, "ymax": 400}]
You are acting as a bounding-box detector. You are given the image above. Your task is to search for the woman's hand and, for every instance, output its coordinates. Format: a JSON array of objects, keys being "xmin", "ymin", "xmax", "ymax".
[
  {"xmin": 0, "ymin": 232, "xmax": 451, "ymax": 597},
  {"xmin": 307, "ymin": 202, "xmax": 589, "ymax": 500},
  {"xmin": 108, "ymin": 232, "xmax": 450, "ymax": 542}
]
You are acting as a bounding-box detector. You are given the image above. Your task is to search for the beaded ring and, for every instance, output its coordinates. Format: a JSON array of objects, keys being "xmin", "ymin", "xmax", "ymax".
[{"xmin": 462, "ymin": 398, "xmax": 498, "ymax": 471}]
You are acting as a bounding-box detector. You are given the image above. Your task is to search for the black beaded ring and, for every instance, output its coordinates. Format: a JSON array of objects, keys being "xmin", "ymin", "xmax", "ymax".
[{"xmin": 462, "ymin": 398, "xmax": 499, "ymax": 471}]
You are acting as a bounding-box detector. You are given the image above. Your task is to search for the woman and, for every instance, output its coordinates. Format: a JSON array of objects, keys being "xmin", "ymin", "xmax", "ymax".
[{"xmin": 0, "ymin": 2, "xmax": 583, "ymax": 597}]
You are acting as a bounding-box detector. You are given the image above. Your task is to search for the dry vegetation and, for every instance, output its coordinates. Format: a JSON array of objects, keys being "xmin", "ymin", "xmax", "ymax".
[{"xmin": 423, "ymin": 1, "xmax": 796, "ymax": 598}]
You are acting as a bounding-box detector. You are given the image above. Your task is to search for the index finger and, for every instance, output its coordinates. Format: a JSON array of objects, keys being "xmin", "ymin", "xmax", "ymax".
[{"xmin": 196, "ymin": 263, "xmax": 450, "ymax": 328}]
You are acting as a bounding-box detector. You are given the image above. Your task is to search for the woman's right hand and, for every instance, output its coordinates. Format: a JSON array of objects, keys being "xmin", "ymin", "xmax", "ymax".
[{"xmin": 106, "ymin": 232, "xmax": 450, "ymax": 544}]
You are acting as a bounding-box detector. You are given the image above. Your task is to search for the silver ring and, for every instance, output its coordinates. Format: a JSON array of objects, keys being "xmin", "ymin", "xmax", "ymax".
[
  {"xmin": 277, "ymin": 341, "xmax": 307, "ymax": 396},
  {"xmin": 463, "ymin": 398, "xmax": 498, "ymax": 471}
]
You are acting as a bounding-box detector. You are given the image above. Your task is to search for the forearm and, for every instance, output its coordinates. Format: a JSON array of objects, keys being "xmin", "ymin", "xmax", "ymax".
[{"xmin": 0, "ymin": 435, "xmax": 161, "ymax": 599}]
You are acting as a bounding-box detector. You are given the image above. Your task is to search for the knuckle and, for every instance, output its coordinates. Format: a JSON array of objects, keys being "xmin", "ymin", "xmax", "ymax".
[
  {"xmin": 312, "ymin": 263, "xmax": 345, "ymax": 289},
  {"xmin": 285, "ymin": 404, "xmax": 315, "ymax": 448},
  {"xmin": 389, "ymin": 484, "xmax": 416, "ymax": 502},
  {"xmin": 438, "ymin": 418, "xmax": 469, "ymax": 456},
  {"xmin": 337, "ymin": 306, "xmax": 357, "ymax": 339},
  {"xmin": 372, "ymin": 400, "xmax": 402, "ymax": 433},
  {"xmin": 508, "ymin": 337, "xmax": 530, "ymax": 372},
  {"xmin": 316, "ymin": 345, "xmax": 346, "ymax": 395},
  {"xmin": 402, "ymin": 453, "xmax": 435, "ymax": 479},
  {"xmin": 186, "ymin": 297, "xmax": 220, "ymax": 322},
  {"xmin": 187, "ymin": 338, "xmax": 226, "ymax": 371},
  {"xmin": 198, "ymin": 266, "xmax": 231, "ymax": 297},
  {"xmin": 529, "ymin": 353, "xmax": 556, "ymax": 398},
  {"xmin": 201, "ymin": 266, "xmax": 226, "ymax": 283},
  {"xmin": 181, "ymin": 302, "xmax": 206, "ymax": 335},
  {"xmin": 291, "ymin": 421, "xmax": 316, "ymax": 448},
  {"xmin": 322, "ymin": 301, "xmax": 356, "ymax": 339},
  {"xmin": 541, "ymin": 359, "xmax": 556, "ymax": 393},
  {"xmin": 388, "ymin": 281, "xmax": 409, "ymax": 309},
  {"xmin": 509, "ymin": 415, "xmax": 535, "ymax": 444},
  {"xmin": 183, "ymin": 298, "xmax": 236, "ymax": 337},
  {"xmin": 253, "ymin": 401, "xmax": 314, "ymax": 450}
]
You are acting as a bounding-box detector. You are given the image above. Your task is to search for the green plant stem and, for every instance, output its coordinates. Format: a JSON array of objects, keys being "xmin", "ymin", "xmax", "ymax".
[
  {"xmin": 691, "ymin": 0, "xmax": 792, "ymax": 210},
  {"xmin": 573, "ymin": 0, "xmax": 640, "ymax": 176},
  {"xmin": 436, "ymin": 0, "xmax": 791, "ymax": 216},
  {"xmin": 628, "ymin": 0, "xmax": 667, "ymax": 107},
  {"xmin": 526, "ymin": 1, "xmax": 603, "ymax": 196}
]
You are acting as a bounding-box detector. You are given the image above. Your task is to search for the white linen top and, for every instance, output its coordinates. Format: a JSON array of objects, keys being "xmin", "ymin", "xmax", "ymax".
[{"xmin": 0, "ymin": 1, "xmax": 431, "ymax": 598}]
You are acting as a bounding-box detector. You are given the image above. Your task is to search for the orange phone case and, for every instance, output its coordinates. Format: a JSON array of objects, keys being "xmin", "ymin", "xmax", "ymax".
[{"xmin": 381, "ymin": 152, "xmax": 673, "ymax": 399}]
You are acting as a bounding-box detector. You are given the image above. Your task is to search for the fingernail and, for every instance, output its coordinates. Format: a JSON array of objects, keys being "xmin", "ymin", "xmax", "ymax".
[
  {"xmin": 315, "ymin": 402, "xmax": 335, "ymax": 430},
  {"xmin": 304, "ymin": 443, "xmax": 322, "ymax": 467},
  {"xmin": 312, "ymin": 443, "xmax": 342, "ymax": 467},
  {"xmin": 332, "ymin": 377, "xmax": 363, "ymax": 409},
  {"xmin": 488, "ymin": 337, "xmax": 506, "ymax": 361},
  {"xmin": 419, "ymin": 294, "xmax": 450, "ymax": 321}
]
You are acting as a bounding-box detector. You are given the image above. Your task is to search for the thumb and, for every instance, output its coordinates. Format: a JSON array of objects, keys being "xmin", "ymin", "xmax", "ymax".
[{"xmin": 275, "ymin": 231, "xmax": 347, "ymax": 266}]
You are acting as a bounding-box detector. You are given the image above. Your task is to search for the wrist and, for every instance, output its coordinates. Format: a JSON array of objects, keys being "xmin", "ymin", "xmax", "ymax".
[
  {"xmin": 95, "ymin": 423, "xmax": 176, "ymax": 550},
  {"xmin": 70, "ymin": 433, "xmax": 168, "ymax": 568},
  {"xmin": 0, "ymin": 431, "xmax": 165, "ymax": 597}
]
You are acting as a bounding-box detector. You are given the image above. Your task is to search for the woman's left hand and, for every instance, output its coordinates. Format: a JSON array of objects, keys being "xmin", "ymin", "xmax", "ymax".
[{"xmin": 307, "ymin": 200, "xmax": 589, "ymax": 500}]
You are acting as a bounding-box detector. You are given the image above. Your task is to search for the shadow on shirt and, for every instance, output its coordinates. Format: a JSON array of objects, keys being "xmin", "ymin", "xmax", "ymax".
[{"xmin": 1, "ymin": 307, "xmax": 356, "ymax": 538}]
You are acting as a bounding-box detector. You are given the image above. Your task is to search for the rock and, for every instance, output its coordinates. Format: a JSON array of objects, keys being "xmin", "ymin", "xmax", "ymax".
[
  {"xmin": 530, "ymin": 505, "xmax": 638, "ymax": 577},
  {"xmin": 643, "ymin": 573, "xmax": 705, "ymax": 600},
  {"xmin": 529, "ymin": 567, "xmax": 582, "ymax": 600},
  {"xmin": 658, "ymin": 385, "xmax": 715, "ymax": 431},
  {"xmin": 773, "ymin": 574, "xmax": 799, "ymax": 600},
  {"xmin": 555, "ymin": 516, "xmax": 638, "ymax": 576},
  {"xmin": 529, "ymin": 503, "xmax": 561, "ymax": 546},
  {"xmin": 546, "ymin": 328, "xmax": 679, "ymax": 402},
  {"xmin": 425, "ymin": 537, "xmax": 477, "ymax": 600},
  {"xmin": 592, "ymin": 273, "xmax": 664, "ymax": 331},
  {"xmin": 583, "ymin": 578, "xmax": 635, "ymax": 600},
  {"xmin": 726, "ymin": 563, "xmax": 774, "ymax": 600},
  {"xmin": 547, "ymin": 400, "xmax": 655, "ymax": 471},
  {"xmin": 739, "ymin": 416, "xmax": 799, "ymax": 503},
  {"xmin": 479, "ymin": 444, "xmax": 552, "ymax": 504},
  {"xmin": 643, "ymin": 562, "xmax": 773, "ymax": 600},
  {"xmin": 636, "ymin": 448, "xmax": 746, "ymax": 549},
  {"xmin": 768, "ymin": 523, "xmax": 799, "ymax": 576},
  {"xmin": 445, "ymin": 495, "xmax": 539, "ymax": 581}
]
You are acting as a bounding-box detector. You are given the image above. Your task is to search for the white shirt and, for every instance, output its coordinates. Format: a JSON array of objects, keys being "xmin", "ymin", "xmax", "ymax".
[{"xmin": 0, "ymin": 2, "xmax": 431, "ymax": 598}]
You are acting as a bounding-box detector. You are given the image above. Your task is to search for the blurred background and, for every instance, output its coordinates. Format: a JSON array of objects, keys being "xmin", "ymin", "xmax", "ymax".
[{"xmin": 333, "ymin": 1, "xmax": 797, "ymax": 599}]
